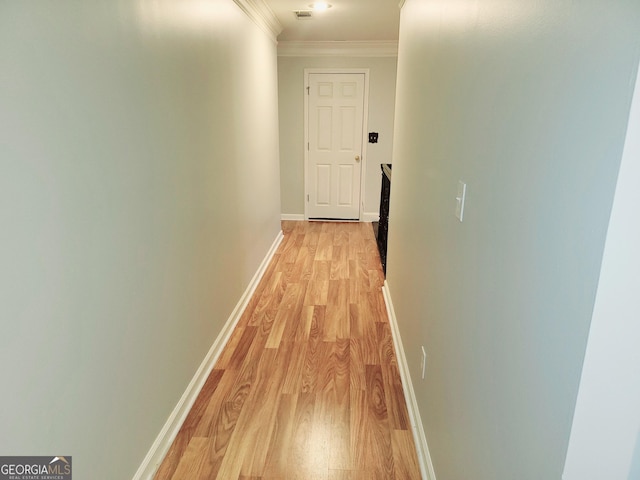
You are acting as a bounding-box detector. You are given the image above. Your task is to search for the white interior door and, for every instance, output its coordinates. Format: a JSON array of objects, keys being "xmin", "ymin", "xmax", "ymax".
[{"xmin": 307, "ymin": 73, "xmax": 365, "ymax": 220}]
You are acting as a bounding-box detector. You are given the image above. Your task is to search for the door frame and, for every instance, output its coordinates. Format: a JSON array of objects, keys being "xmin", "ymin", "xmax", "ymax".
[{"xmin": 304, "ymin": 68, "xmax": 370, "ymax": 221}]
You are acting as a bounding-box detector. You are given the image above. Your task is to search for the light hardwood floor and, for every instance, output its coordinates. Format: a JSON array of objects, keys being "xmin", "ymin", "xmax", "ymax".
[{"xmin": 154, "ymin": 221, "xmax": 421, "ymax": 480}]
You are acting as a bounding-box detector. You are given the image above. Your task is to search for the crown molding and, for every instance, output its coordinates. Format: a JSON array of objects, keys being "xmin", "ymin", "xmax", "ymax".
[
  {"xmin": 277, "ymin": 40, "xmax": 399, "ymax": 57},
  {"xmin": 233, "ymin": 0, "xmax": 283, "ymax": 42}
]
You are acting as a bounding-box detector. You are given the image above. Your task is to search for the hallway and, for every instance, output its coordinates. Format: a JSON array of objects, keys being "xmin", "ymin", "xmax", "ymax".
[{"xmin": 154, "ymin": 221, "xmax": 421, "ymax": 479}]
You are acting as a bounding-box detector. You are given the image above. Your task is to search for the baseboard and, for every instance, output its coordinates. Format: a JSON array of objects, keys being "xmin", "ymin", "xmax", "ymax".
[
  {"xmin": 281, "ymin": 213, "xmax": 305, "ymax": 221},
  {"xmin": 361, "ymin": 211, "xmax": 380, "ymax": 222},
  {"xmin": 382, "ymin": 281, "xmax": 437, "ymax": 480},
  {"xmin": 282, "ymin": 213, "xmax": 379, "ymax": 222},
  {"xmin": 132, "ymin": 230, "xmax": 285, "ymax": 480}
]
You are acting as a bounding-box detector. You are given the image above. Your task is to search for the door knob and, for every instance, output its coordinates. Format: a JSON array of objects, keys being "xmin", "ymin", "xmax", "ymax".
[{"xmin": 355, "ymin": 155, "xmax": 361, "ymax": 162}]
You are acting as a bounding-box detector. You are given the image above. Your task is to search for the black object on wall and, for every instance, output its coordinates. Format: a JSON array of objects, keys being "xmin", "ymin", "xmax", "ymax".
[
  {"xmin": 377, "ymin": 164, "xmax": 391, "ymax": 275},
  {"xmin": 369, "ymin": 132, "xmax": 379, "ymax": 143}
]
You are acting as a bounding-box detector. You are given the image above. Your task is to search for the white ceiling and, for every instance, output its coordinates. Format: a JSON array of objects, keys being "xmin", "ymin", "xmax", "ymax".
[{"xmin": 264, "ymin": 0, "xmax": 401, "ymax": 42}]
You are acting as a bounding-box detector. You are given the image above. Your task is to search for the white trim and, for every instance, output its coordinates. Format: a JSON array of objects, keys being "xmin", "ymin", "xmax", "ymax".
[
  {"xmin": 304, "ymin": 68, "xmax": 370, "ymax": 222},
  {"xmin": 398, "ymin": 0, "xmax": 407, "ymax": 8},
  {"xmin": 360, "ymin": 73, "xmax": 370, "ymax": 223},
  {"xmin": 233, "ymin": 0, "xmax": 283, "ymax": 42},
  {"xmin": 281, "ymin": 213, "xmax": 305, "ymax": 221},
  {"xmin": 133, "ymin": 230, "xmax": 285, "ymax": 480},
  {"xmin": 382, "ymin": 281, "xmax": 437, "ymax": 480},
  {"xmin": 278, "ymin": 40, "xmax": 398, "ymax": 57},
  {"xmin": 361, "ymin": 211, "xmax": 380, "ymax": 223}
]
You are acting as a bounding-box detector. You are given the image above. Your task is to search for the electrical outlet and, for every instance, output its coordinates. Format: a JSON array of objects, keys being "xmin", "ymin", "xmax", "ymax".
[{"xmin": 421, "ymin": 346, "xmax": 427, "ymax": 380}]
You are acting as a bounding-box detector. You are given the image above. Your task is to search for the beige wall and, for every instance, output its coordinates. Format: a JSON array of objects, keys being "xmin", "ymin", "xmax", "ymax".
[
  {"xmin": 277, "ymin": 55, "xmax": 397, "ymax": 218},
  {"xmin": 0, "ymin": 1, "xmax": 281, "ymax": 478},
  {"xmin": 387, "ymin": 0, "xmax": 640, "ymax": 478}
]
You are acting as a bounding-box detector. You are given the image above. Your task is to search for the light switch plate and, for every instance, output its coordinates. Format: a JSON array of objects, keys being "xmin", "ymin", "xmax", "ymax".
[{"xmin": 456, "ymin": 180, "xmax": 467, "ymax": 221}]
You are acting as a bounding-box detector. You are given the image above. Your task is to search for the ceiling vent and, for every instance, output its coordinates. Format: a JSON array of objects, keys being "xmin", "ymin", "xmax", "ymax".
[{"xmin": 294, "ymin": 10, "xmax": 313, "ymax": 19}]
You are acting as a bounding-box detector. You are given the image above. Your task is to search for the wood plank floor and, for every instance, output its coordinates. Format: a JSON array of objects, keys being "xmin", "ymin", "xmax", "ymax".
[{"xmin": 154, "ymin": 221, "xmax": 421, "ymax": 480}]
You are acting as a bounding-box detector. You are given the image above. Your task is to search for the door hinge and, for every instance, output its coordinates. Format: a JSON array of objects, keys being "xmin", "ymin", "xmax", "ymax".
[
  {"xmin": 306, "ymin": 86, "xmax": 310, "ymax": 94},
  {"xmin": 307, "ymin": 194, "xmax": 309, "ymax": 202},
  {"xmin": 307, "ymin": 142, "xmax": 309, "ymax": 150}
]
